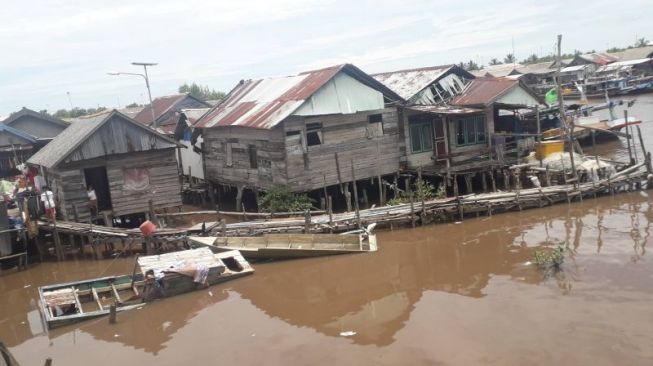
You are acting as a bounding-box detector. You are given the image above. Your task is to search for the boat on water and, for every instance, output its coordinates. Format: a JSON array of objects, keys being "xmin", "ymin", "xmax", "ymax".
[
  {"xmin": 38, "ymin": 248, "xmax": 253, "ymax": 329},
  {"xmin": 188, "ymin": 225, "xmax": 378, "ymax": 260}
]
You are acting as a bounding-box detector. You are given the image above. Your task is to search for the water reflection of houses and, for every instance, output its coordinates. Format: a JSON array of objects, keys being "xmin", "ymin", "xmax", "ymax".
[{"xmin": 231, "ymin": 219, "xmax": 541, "ymax": 346}]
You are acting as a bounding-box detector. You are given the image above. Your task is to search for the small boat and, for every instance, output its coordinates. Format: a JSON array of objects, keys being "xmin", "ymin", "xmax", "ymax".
[
  {"xmin": 188, "ymin": 225, "xmax": 378, "ymax": 260},
  {"xmin": 38, "ymin": 248, "xmax": 253, "ymax": 329},
  {"xmin": 0, "ymin": 342, "xmax": 21, "ymax": 366}
]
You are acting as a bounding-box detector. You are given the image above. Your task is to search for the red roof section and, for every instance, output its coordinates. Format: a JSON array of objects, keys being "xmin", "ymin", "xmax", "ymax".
[
  {"xmin": 133, "ymin": 94, "xmax": 187, "ymax": 125},
  {"xmin": 195, "ymin": 65, "xmax": 345, "ymax": 129},
  {"xmin": 451, "ymin": 77, "xmax": 519, "ymax": 107}
]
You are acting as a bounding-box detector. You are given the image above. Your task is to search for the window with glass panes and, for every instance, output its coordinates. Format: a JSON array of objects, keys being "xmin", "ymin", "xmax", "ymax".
[
  {"xmin": 409, "ymin": 120, "xmax": 434, "ymax": 153},
  {"xmin": 455, "ymin": 115, "xmax": 486, "ymax": 146}
]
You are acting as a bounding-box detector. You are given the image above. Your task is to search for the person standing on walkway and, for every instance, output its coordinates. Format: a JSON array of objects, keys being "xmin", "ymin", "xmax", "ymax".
[{"xmin": 40, "ymin": 186, "xmax": 56, "ymax": 221}]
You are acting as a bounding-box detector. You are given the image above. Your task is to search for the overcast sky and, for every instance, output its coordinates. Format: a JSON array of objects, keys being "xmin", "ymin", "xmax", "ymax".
[{"xmin": 0, "ymin": 0, "xmax": 651, "ymax": 116}]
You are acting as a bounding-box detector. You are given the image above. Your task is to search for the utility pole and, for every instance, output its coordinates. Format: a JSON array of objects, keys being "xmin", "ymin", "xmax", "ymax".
[
  {"xmin": 555, "ymin": 35, "xmax": 578, "ymax": 182},
  {"xmin": 107, "ymin": 62, "xmax": 158, "ymax": 126}
]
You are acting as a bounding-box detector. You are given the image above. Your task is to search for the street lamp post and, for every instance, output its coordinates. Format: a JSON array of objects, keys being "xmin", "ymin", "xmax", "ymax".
[{"xmin": 107, "ymin": 62, "xmax": 158, "ymax": 126}]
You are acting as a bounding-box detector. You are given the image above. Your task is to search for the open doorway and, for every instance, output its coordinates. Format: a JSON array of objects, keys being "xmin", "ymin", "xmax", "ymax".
[{"xmin": 84, "ymin": 166, "xmax": 112, "ymax": 211}]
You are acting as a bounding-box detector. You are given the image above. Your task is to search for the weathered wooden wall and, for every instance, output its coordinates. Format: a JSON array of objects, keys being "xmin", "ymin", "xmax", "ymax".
[
  {"xmin": 203, "ymin": 126, "xmax": 286, "ymax": 190},
  {"xmin": 284, "ymin": 108, "xmax": 402, "ymax": 191},
  {"xmin": 63, "ymin": 115, "xmax": 178, "ymax": 164},
  {"xmin": 52, "ymin": 149, "xmax": 181, "ymax": 221},
  {"xmin": 202, "ymin": 108, "xmax": 403, "ymax": 192}
]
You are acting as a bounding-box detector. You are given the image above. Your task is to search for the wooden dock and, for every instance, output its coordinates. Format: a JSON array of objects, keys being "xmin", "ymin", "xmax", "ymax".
[{"xmin": 189, "ymin": 158, "xmax": 653, "ymax": 236}]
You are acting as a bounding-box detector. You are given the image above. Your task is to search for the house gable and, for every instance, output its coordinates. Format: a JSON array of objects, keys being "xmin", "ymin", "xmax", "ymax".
[
  {"xmin": 293, "ymin": 72, "xmax": 384, "ymax": 116},
  {"xmin": 496, "ymin": 86, "xmax": 541, "ymax": 107},
  {"xmin": 62, "ymin": 114, "xmax": 178, "ymax": 165}
]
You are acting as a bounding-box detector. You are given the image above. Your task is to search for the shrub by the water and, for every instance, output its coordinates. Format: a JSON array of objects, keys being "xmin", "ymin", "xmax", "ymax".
[
  {"xmin": 388, "ymin": 180, "xmax": 445, "ymax": 206},
  {"xmin": 258, "ymin": 185, "xmax": 313, "ymax": 213},
  {"xmin": 533, "ymin": 243, "xmax": 565, "ymax": 269}
]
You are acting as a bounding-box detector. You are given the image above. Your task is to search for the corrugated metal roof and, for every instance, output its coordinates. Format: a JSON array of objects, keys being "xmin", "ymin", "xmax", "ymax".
[
  {"xmin": 195, "ymin": 64, "xmax": 402, "ymax": 130},
  {"xmin": 28, "ymin": 110, "xmax": 179, "ymax": 168},
  {"xmin": 577, "ymin": 53, "xmax": 619, "ymax": 65},
  {"xmin": 451, "ymin": 77, "xmax": 519, "ymax": 107},
  {"xmin": 514, "ymin": 62, "xmax": 555, "ymax": 75},
  {"xmin": 596, "ymin": 58, "xmax": 653, "ymax": 72},
  {"xmin": 608, "ymin": 46, "xmax": 653, "ymax": 62},
  {"xmin": 133, "ymin": 94, "xmax": 187, "ymax": 125},
  {"xmin": 477, "ymin": 64, "xmax": 522, "ymax": 78},
  {"xmin": 180, "ymin": 108, "xmax": 211, "ymax": 126},
  {"xmin": 371, "ymin": 65, "xmax": 457, "ymax": 101}
]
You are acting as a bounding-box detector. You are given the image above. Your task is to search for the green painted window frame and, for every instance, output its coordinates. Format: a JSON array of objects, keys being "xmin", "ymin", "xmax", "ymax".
[
  {"xmin": 409, "ymin": 120, "xmax": 434, "ymax": 153},
  {"xmin": 455, "ymin": 115, "xmax": 486, "ymax": 146}
]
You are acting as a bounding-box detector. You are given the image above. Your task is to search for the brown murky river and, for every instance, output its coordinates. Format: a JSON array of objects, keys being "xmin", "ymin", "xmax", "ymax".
[{"xmin": 2, "ymin": 95, "xmax": 653, "ymax": 365}]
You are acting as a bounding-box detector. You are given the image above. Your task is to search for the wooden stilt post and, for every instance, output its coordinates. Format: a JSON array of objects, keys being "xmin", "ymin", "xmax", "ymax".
[
  {"xmin": 235, "ymin": 186, "xmax": 244, "ymax": 213},
  {"xmin": 304, "ymin": 210, "xmax": 311, "ymax": 233},
  {"xmin": 490, "ymin": 170, "xmax": 497, "ymax": 192},
  {"xmin": 636, "ymin": 126, "xmax": 647, "ymax": 157},
  {"xmin": 536, "ymin": 105, "xmax": 542, "ymax": 167},
  {"xmin": 350, "ymin": 160, "xmax": 361, "ymax": 229},
  {"xmin": 377, "ymin": 174, "xmax": 384, "ymax": 206},
  {"xmin": 409, "ymin": 191, "xmax": 415, "ymax": 228},
  {"xmin": 327, "ymin": 195, "xmax": 334, "ymax": 232},
  {"xmin": 625, "ymin": 110, "xmax": 634, "ymax": 164},
  {"xmin": 109, "ymin": 303, "xmax": 117, "ymax": 324}
]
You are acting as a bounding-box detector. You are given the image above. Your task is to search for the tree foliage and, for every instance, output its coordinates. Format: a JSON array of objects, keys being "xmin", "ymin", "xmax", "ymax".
[
  {"xmin": 489, "ymin": 58, "xmax": 501, "ymax": 65},
  {"xmin": 52, "ymin": 107, "xmax": 107, "ymax": 119},
  {"xmin": 258, "ymin": 185, "xmax": 313, "ymax": 213},
  {"xmin": 503, "ymin": 53, "xmax": 516, "ymax": 64},
  {"xmin": 178, "ymin": 82, "xmax": 226, "ymax": 101}
]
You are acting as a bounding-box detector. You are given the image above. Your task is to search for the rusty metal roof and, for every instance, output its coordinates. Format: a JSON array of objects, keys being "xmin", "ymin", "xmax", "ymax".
[
  {"xmin": 372, "ymin": 65, "xmax": 466, "ymax": 101},
  {"xmin": 195, "ymin": 64, "xmax": 402, "ymax": 130},
  {"xmin": 576, "ymin": 53, "xmax": 619, "ymax": 65},
  {"xmin": 133, "ymin": 94, "xmax": 186, "ymax": 125},
  {"xmin": 451, "ymin": 77, "xmax": 519, "ymax": 107}
]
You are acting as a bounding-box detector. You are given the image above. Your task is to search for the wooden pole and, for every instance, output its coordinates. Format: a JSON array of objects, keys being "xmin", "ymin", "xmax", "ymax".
[
  {"xmin": 625, "ymin": 110, "xmax": 634, "ymax": 164},
  {"xmin": 409, "ymin": 191, "xmax": 415, "ymax": 228},
  {"xmin": 377, "ymin": 174, "xmax": 384, "ymax": 206},
  {"xmin": 350, "ymin": 159, "xmax": 361, "ymax": 229},
  {"xmin": 334, "ymin": 152, "xmax": 343, "ymax": 193},
  {"xmin": 536, "ymin": 105, "xmax": 542, "ymax": 168},
  {"xmin": 627, "ymin": 110, "xmax": 638, "ymax": 164},
  {"xmin": 44, "ymin": 358, "xmax": 53, "ymax": 366},
  {"xmin": 637, "ymin": 125, "xmax": 648, "ymax": 157},
  {"xmin": 304, "ymin": 210, "xmax": 311, "ymax": 233},
  {"xmin": 109, "ymin": 303, "xmax": 117, "ymax": 324},
  {"xmin": 235, "ymin": 186, "xmax": 244, "ymax": 213},
  {"xmin": 327, "ymin": 195, "xmax": 333, "ymax": 232}
]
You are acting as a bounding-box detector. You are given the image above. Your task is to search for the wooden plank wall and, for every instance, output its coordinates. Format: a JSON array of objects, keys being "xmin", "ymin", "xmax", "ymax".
[
  {"xmin": 203, "ymin": 126, "xmax": 286, "ymax": 190},
  {"xmin": 64, "ymin": 115, "xmax": 177, "ymax": 164},
  {"xmin": 106, "ymin": 149, "xmax": 181, "ymax": 216},
  {"xmin": 283, "ymin": 108, "xmax": 402, "ymax": 191},
  {"xmin": 54, "ymin": 148, "xmax": 181, "ymax": 220},
  {"xmin": 46, "ymin": 168, "xmax": 92, "ymax": 222}
]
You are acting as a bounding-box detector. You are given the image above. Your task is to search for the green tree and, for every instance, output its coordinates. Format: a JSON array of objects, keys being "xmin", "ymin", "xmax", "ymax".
[
  {"xmin": 258, "ymin": 185, "xmax": 313, "ymax": 213},
  {"xmin": 125, "ymin": 102, "xmax": 142, "ymax": 108},
  {"xmin": 178, "ymin": 82, "xmax": 226, "ymax": 101},
  {"xmin": 52, "ymin": 107, "xmax": 107, "ymax": 119},
  {"xmin": 465, "ymin": 60, "xmax": 480, "ymax": 71},
  {"xmin": 489, "ymin": 58, "xmax": 501, "ymax": 65},
  {"xmin": 522, "ymin": 54, "xmax": 539, "ymax": 64},
  {"xmin": 503, "ymin": 53, "xmax": 515, "ymax": 64},
  {"xmin": 634, "ymin": 37, "xmax": 649, "ymax": 48}
]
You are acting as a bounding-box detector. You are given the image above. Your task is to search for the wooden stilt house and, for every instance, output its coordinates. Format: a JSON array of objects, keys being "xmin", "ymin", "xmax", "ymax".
[
  {"xmin": 194, "ymin": 64, "xmax": 404, "ymax": 197},
  {"xmin": 27, "ymin": 110, "xmax": 183, "ymax": 223}
]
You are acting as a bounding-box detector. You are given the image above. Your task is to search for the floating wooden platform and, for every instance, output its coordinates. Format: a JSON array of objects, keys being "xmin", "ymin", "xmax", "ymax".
[
  {"xmin": 39, "ymin": 248, "xmax": 253, "ymax": 328},
  {"xmin": 188, "ymin": 231, "xmax": 377, "ymax": 260}
]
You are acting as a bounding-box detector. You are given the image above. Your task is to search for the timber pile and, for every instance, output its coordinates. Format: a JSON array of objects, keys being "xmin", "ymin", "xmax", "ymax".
[{"xmin": 189, "ymin": 160, "xmax": 652, "ymax": 236}]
